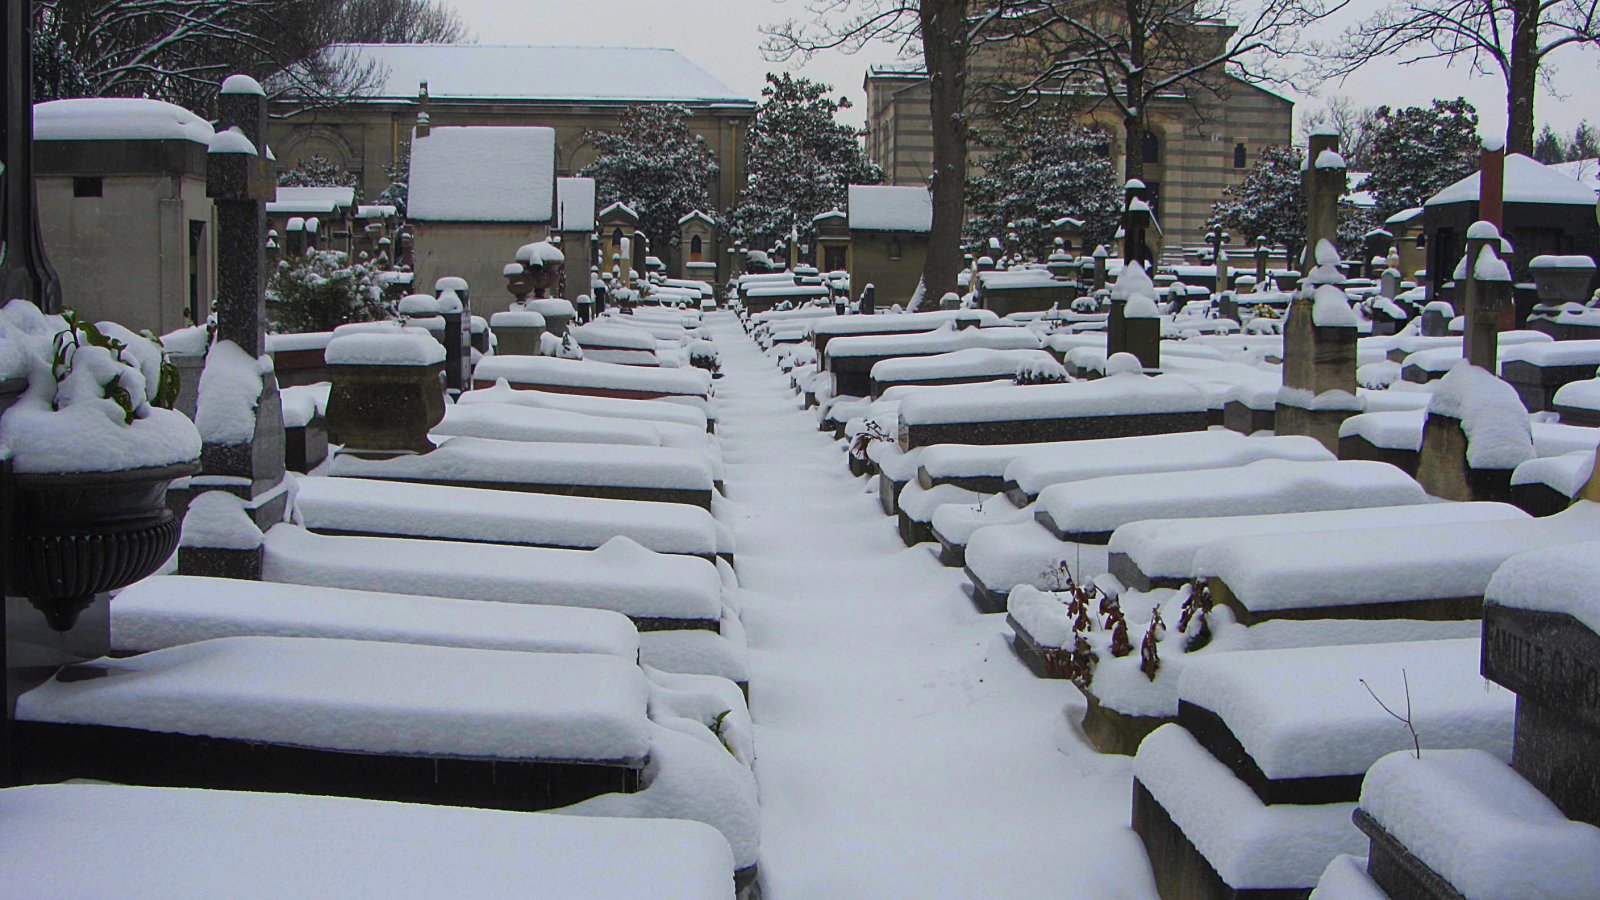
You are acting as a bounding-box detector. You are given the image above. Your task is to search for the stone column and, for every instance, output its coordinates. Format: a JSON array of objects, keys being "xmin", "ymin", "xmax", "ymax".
[
  {"xmin": 186, "ymin": 74, "xmax": 288, "ymax": 535},
  {"xmin": 0, "ymin": 0, "xmax": 62, "ymax": 311},
  {"xmin": 1253, "ymin": 236, "xmax": 1270, "ymax": 290},
  {"xmin": 1092, "ymin": 245, "xmax": 1109, "ymax": 292},
  {"xmin": 1461, "ymin": 222, "xmax": 1512, "ymax": 371},
  {"xmin": 1301, "ymin": 131, "xmax": 1344, "ymax": 275},
  {"xmin": 1120, "ymin": 181, "xmax": 1153, "ymax": 267}
]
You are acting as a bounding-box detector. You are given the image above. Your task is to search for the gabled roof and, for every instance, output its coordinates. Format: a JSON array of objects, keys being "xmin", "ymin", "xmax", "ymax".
[
  {"xmin": 598, "ymin": 201, "xmax": 640, "ymax": 224},
  {"xmin": 557, "ymin": 177, "xmax": 597, "ymax": 232},
  {"xmin": 677, "ymin": 209, "xmax": 715, "ymax": 226},
  {"xmin": 813, "ymin": 208, "xmax": 847, "ymax": 223},
  {"xmin": 1426, "ymin": 153, "xmax": 1597, "ymax": 207},
  {"xmin": 408, "ymin": 126, "xmax": 555, "ymax": 222},
  {"xmin": 848, "ymin": 185, "xmax": 933, "ymax": 233},
  {"xmin": 325, "ymin": 44, "xmax": 752, "ymax": 106}
]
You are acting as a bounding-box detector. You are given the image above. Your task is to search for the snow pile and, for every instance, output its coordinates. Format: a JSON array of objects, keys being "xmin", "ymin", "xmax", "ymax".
[
  {"xmin": 1135, "ymin": 724, "xmax": 1365, "ymax": 888},
  {"xmin": 0, "ymin": 783, "xmax": 736, "ymax": 899},
  {"xmin": 897, "ymin": 369, "xmax": 1204, "ymax": 426},
  {"xmin": 826, "ymin": 324, "xmax": 1042, "ymax": 359},
  {"xmin": 407, "ymin": 126, "xmax": 556, "ymax": 222},
  {"xmin": 1037, "ymin": 459, "xmax": 1426, "ymax": 536},
  {"xmin": 1511, "ymin": 451, "xmax": 1594, "ymax": 498},
  {"xmin": 1112, "ymin": 501, "xmax": 1527, "ymax": 582},
  {"xmin": 112, "ymin": 575, "xmax": 640, "ymax": 659},
  {"xmin": 33, "ymin": 98, "xmax": 215, "ymax": 144},
  {"xmin": 263, "ymin": 526, "xmax": 724, "ymax": 622},
  {"xmin": 330, "ymin": 435, "xmax": 715, "ymax": 492},
  {"xmin": 1305, "ymin": 241, "xmax": 1358, "ymax": 328},
  {"xmin": 1178, "ymin": 639, "xmax": 1512, "ymax": 779},
  {"xmin": 847, "ymin": 185, "xmax": 933, "ymax": 232},
  {"xmin": 1360, "ymin": 750, "xmax": 1600, "ymax": 899},
  {"xmin": 1309, "ymin": 855, "xmax": 1385, "ymax": 900},
  {"xmin": 867, "ymin": 347, "xmax": 1060, "ymax": 384},
  {"xmin": 1110, "ymin": 262, "xmax": 1161, "ymax": 318},
  {"xmin": 460, "ymin": 380, "xmax": 708, "ymax": 430},
  {"xmin": 1429, "ymin": 360, "xmax": 1536, "ymax": 469},
  {"xmin": 18, "ymin": 636, "xmax": 654, "ymax": 762},
  {"xmin": 179, "ymin": 491, "xmax": 263, "ymax": 550},
  {"xmin": 194, "ymin": 340, "xmax": 268, "ymax": 444},
  {"xmin": 0, "ymin": 302, "xmax": 201, "ymax": 473},
  {"xmin": 1197, "ymin": 501, "xmax": 1600, "ymax": 613},
  {"xmin": 1500, "ymin": 339, "xmax": 1600, "ymax": 367},
  {"xmin": 292, "ymin": 475, "xmax": 719, "ymax": 557},
  {"xmin": 1485, "ymin": 538, "xmax": 1600, "ymax": 633},
  {"xmin": 810, "ymin": 309, "xmax": 999, "ymax": 341},
  {"xmin": 434, "ymin": 402, "xmax": 663, "ymax": 448},
  {"xmin": 491, "ymin": 309, "xmax": 547, "ymax": 329},
  {"xmin": 324, "ymin": 330, "xmax": 445, "ymax": 366},
  {"xmin": 473, "ymin": 355, "xmax": 711, "ymax": 400}
]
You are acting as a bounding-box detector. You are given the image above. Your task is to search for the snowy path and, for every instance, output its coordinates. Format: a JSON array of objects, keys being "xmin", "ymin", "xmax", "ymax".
[{"xmin": 709, "ymin": 314, "xmax": 1158, "ymax": 899}]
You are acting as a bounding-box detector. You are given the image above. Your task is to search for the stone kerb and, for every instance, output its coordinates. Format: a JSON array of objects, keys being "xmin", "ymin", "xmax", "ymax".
[{"xmin": 323, "ymin": 329, "xmax": 447, "ymax": 457}]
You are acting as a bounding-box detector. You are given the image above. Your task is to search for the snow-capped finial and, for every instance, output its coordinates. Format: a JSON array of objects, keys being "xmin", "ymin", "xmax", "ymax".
[
  {"xmin": 1125, "ymin": 178, "xmax": 1146, "ymax": 190},
  {"xmin": 1314, "ymin": 238, "xmax": 1340, "ymax": 267},
  {"xmin": 220, "ymin": 74, "xmax": 265, "ymax": 96},
  {"xmin": 1481, "ymin": 134, "xmax": 1506, "ymax": 153},
  {"xmin": 1466, "ymin": 221, "xmax": 1501, "ymax": 240}
]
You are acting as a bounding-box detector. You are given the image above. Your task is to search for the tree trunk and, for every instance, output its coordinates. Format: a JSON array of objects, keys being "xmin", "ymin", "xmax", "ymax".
[
  {"xmin": 1123, "ymin": 113, "xmax": 1145, "ymax": 184},
  {"xmin": 1505, "ymin": 0, "xmax": 1540, "ymax": 156},
  {"xmin": 1120, "ymin": 0, "xmax": 1148, "ymax": 184},
  {"xmin": 920, "ymin": 0, "xmax": 970, "ymax": 301}
]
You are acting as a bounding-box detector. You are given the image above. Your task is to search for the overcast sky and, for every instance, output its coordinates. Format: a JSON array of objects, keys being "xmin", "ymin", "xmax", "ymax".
[{"xmin": 449, "ymin": 0, "xmax": 1599, "ymax": 141}]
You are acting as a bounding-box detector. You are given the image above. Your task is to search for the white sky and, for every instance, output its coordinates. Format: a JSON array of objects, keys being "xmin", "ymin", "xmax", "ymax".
[{"xmin": 448, "ymin": 0, "xmax": 1600, "ymax": 141}]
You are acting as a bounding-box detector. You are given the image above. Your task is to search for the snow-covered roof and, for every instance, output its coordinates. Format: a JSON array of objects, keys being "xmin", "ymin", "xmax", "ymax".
[
  {"xmin": 1384, "ymin": 206, "xmax": 1424, "ymax": 226},
  {"xmin": 599, "ymin": 201, "xmax": 639, "ymax": 223},
  {"xmin": 848, "ymin": 185, "xmax": 933, "ymax": 233},
  {"xmin": 1425, "ymin": 153, "xmax": 1597, "ymax": 207},
  {"xmin": 267, "ymin": 186, "xmax": 357, "ymax": 215},
  {"xmin": 677, "ymin": 209, "xmax": 715, "ymax": 226},
  {"xmin": 327, "ymin": 44, "xmax": 751, "ymax": 105},
  {"xmin": 1550, "ymin": 157, "xmax": 1600, "ymax": 194},
  {"xmin": 33, "ymin": 98, "xmax": 214, "ymax": 144},
  {"xmin": 407, "ymin": 126, "xmax": 555, "ymax": 222},
  {"xmin": 813, "ymin": 208, "xmax": 847, "ymax": 223},
  {"xmin": 556, "ymin": 177, "xmax": 596, "ymax": 232}
]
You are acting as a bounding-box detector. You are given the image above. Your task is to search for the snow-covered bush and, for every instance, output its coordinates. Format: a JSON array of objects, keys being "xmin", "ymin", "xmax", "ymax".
[
  {"xmin": 267, "ymin": 249, "xmax": 390, "ymax": 334},
  {"xmin": 0, "ymin": 301, "xmax": 199, "ymax": 474}
]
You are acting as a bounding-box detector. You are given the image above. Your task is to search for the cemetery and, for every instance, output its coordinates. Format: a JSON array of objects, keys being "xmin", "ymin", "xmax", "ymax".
[{"xmin": 3, "ymin": 2, "xmax": 1600, "ymax": 897}]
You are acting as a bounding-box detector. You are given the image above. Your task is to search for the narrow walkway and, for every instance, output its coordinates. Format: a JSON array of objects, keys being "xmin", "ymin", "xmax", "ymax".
[{"xmin": 708, "ymin": 313, "xmax": 1157, "ymax": 899}]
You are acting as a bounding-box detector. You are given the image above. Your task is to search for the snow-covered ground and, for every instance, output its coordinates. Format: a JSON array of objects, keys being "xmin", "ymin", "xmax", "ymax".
[{"xmin": 708, "ymin": 312, "xmax": 1157, "ymax": 898}]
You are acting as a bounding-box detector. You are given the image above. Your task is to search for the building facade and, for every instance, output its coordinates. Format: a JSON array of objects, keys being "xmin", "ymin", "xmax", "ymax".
[
  {"xmin": 862, "ymin": 40, "xmax": 1294, "ymax": 245},
  {"xmin": 268, "ymin": 45, "xmax": 754, "ymax": 285}
]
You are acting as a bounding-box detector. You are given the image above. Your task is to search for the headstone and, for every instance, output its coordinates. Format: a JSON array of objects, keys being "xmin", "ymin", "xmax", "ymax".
[
  {"xmin": 860, "ymin": 283, "xmax": 876, "ymax": 316},
  {"xmin": 1460, "ymin": 222, "xmax": 1512, "ymax": 370},
  {"xmin": 186, "ymin": 74, "xmax": 288, "ymax": 535}
]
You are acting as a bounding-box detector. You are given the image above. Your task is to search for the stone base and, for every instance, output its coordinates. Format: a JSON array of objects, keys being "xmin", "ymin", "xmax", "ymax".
[
  {"xmin": 899, "ymin": 410, "xmax": 1207, "ymax": 452},
  {"xmin": 339, "ymin": 474, "xmax": 714, "ymax": 511},
  {"xmin": 1006, "ymin": 614, "xmax": 1076, "ymax": 679},
  {"xmin": 1178, "ymin": 701, "xmax": 1363, "ymax": 805},
  {"xmin": 1210, "ymin": 578, "xmax": 1482, "ymax": 626},
  {"xmin": 16, "ymin": 719, "xmax": 641, "ymax": 814},
  {"xmin": 1337, "ymin": 434, "xmax": 1419, "ymax": 475},
  {"xmin": 896, "ymin": 512, "xmax": 935, "ymax": 547},
  {"xmin": 932, "ymin": 526, "xmax": 966, "ymax": 568},
  {"xmin": 284, "ymin": 416, "xmax": 329, "ymax": 474},
  {"xmin": 1501, "ymin": 360, "xmax": 1600, "ymax": 413},
  {"xmin": 1552, "ymin": 402, "xmax": 1600, "ymax": 428},
  {"xmin": 1106, "ymin": 552, "xmax": 1186, "ymax": 595},
  {"xmin": 1273, "ymin": 402, "xmax": 1355, "ymax": 455},
  {"xmin": 1132, "ymin": 780, "xmax": 1312, "ymax": 900},
  {"xmin": 1222, "ymin": 401, "xmax": 1274, "ymax": 435},
  {"xmin": 878, "ymin": 475, "xmax": 907, "ymax": 516},
  {"xmin": 1081, "ymin": 695, "xmax": 1169, "ymax": 757},
  {"xmin": 963, "ymin": 568, "xmax": 1010, "ymax": 615},
  {"xmin": 1416, "ymin": 412, "xmax": 1515, "ymax": 503},
  {"xmin": 1510, "ymin": 480, "xmax": 1574, "ymax": 517},
  {"xmin": 1352, "ymin": 809, "xmax": 1466, "ymax": 900},
  {"xmin": 1034, "ymin": 508, "xmax": 1113, "ymax": 545},
  {"xmin": 178, "ymin": 545, "xmax": 264, "ymax": 580}
]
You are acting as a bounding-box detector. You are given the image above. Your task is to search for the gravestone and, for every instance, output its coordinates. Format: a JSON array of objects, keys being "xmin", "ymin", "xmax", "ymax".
[{"xmin": 187, "ymin": 75, "xmax": 287, "ymax": 532}]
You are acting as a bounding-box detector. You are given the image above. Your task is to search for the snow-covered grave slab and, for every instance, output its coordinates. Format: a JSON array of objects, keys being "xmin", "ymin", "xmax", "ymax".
[
  {"xmin": 1035, "ymin": 458, "xmax": 1426, "ymax": 544},
  {"xmin": 111, "ymin": 575, "xmax": 640, "ymax": 658},
  {"xmin": 432, "ymin": 400, "xmax": 724, "ymax": 481},
  {"xmin": 870, "ymin": 347, "xmax": 1063, "ymax": 397},
  {"xmin": 1176, "ymin": 639, "xmax": 1512, "ymax": 803},
  {"xmin": 1354, "ymin": 750, "xmax": 1600, "ymax": 900},
  {"xmin": 929, "ymin": 492, "xmax": 1033, "ymax": 567},
  {"xmin": 570, "ymin": 322, "xmax": 664, "ymax": 367},
  {"xmin": 1133, "ymin": 639, "xmax": 1514, "ymax": 896},
  {"xmin": 893, "ymin": 480, "xmax": 985, "ymax": 546},
  {"xmin": 329, "ymin": 436, "xmax": 717, "ymax": 508},
  {"xmin": 1500, "ymin": 339, "xmax": 1600, "ymax": 412},
  {"xmin": 262, "ymin": 525, "xmax": 725, "ymax": 631},
  {"xmin": 1108, "ymin": 501, "xmax": 1529, "ymax": 591},
  {"xmin": 294, "ymin": 475, "xmax": 726, "ymax": 560},
  {"xmin": 1002, "ymin": 430, "xmax": 1332, "ymax": 504},
  {"xmin": 1308, "ymin": 854, "xmax": 1385, "ymax": 900},
  {"xmin": 0, "ymin": 783, "xmax": 737, "ymax": 900},
  {"xmin": 460, "ymin": 380, "xmax": 710, "ymax": 432},
  {"xmin": 1511, "ymin": 450, "xmax": 1593, "ymax": 516},
  {"xmin": 965, "ymin": 459, "xmax": 1422, "ymax": 610},
  {"xmin": 1397, "ymin": 329, "xmax": 1552, "ymax": 382},
  {"xmin": 16, "ymin": 636, "xmax": 654, "ymax": 808},
  {"xmin": 1198, "ymin": 500, "xmax": 1600, "ymax": 624},
  {"xmin": 1340, "ymin": 407, "xmax": 1597, "ymax": 476},
  {"xmin": 895, "ymin": 363, "xmax": 1209, "ymax": 450},
  {"xmin": 1553, "ymin": 376, "xmax": 1600, "ymax": 427},
  {"xmin": 808, "ymin": 308, "xmax": 1000, "ymax": 357},
  {"xmin": 472, "ymin": 355, "xmax": 712, "ymax": 411},
  {"xmin": 824, "ymin": 324, "xmax": 1042, "ymax": 397}
]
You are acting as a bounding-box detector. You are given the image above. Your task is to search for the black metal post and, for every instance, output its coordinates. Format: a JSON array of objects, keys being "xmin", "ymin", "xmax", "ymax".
[{"xmin": 0, "ymin": 0, "xmax": 61, "ymax": 311}]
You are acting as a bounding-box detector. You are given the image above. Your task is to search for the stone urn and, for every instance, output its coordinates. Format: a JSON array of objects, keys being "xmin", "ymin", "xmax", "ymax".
[
  {"xmin": 1530, "ymin": 256, "xmax": 1597, "ymax": 305},
  {"xmin": 10, "ymin": 459, "xmax": 200, "ymax": 630},
  {"xmin": 323, "ymin": 329, "xmax": 447, "ymax": 456}
]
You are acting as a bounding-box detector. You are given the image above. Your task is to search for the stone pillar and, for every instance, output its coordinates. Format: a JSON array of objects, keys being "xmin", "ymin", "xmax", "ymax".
[
  {"xmin": 859, "ymin": 283, "xmax": 876, "ymax": 316},
  {"xmin": 1120, "ymin": 181, "xmax": 1154, "ymax": 267},
  {"xmin": 187, "ymin": 74, "xmax": 288, "ymax": 536},
  {"xmin": 1253, "ymin": 236, "xmax": 1269, "ymax": 290},
  {"xmin": 1277, "ymin": 134, "xmax": 1358, "ymax": 452},
  {"xmin": 0, "ymin": 0, "xmax": 62, "ymax": 311},
  {"xmin": 1092, "ymin": 245, "xmax": 1109, "ymax": 292},
  {"xmin": 1461, "ymin": 222, "xmax": 1512, "ymax": 371},
  {"xmin": 437, "ymin": 289, "xmax": 471, "ymax": 397}
]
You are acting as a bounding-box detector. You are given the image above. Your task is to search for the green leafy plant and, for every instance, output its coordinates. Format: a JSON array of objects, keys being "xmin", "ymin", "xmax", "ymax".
[{"xmin": 50, "ymin": 310, "xmax": 177, "ymax": 424}]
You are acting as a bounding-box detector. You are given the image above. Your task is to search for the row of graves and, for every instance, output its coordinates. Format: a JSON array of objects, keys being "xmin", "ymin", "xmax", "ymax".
[
  {"xmin": 0, "ymin": 73, "xmax": 757, "ymax": 898},
  {"xmin": 731, "ymin": 132, "xmax": 1600, "ymax": 898}
]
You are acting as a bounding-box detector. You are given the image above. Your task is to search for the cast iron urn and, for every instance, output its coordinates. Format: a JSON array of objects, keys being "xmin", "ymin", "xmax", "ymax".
[{"xmin": 9, "ymin": 460, "xmax": 199, "ymax": 630}]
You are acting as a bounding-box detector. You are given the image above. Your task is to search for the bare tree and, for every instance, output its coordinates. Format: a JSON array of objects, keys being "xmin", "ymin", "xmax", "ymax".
[
  {"xmin": 1300, "ymin": 95, "xmax": 1379, "ymax": 169},
  {"xmin": 982, "ymin": 0, "xmax": 1343, "ymax": 184},
  {"xmin": 1316, "ymin": 0, "xmax": 1600, "ymax": 155},
  {"xmin": 764, "ymin": 1, "xmax": 1012, "ymax": 299}
]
